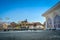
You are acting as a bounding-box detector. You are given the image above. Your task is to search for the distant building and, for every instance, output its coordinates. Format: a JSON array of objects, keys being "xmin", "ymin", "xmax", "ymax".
[
  {"xmin": 0, "ymin": 21, "xmax": 8, "ymax": 29},
  {"xmin": 42, "ymin": 1, "xmax": 60, "ymax": 30},
  {"xmin": 18, "ymin": 20, "xmax": 44, "ymax": 29},
  {"xmin": 0, "ymin": 21, "xmax": 11, "ymax": 30},
  {"xmin": 0, "ymin": 21, "xmax": 3, "ymax": 29},
  {"xmin": 3, "ymin": 23, "xmax": 8, "ymax": 29},
  {"xmin": 31, "ymin": 22, "xmax": 44, "ymax": 29},
  {"xmin": 0, "ymin": 19, "xmax": 44, "ymax": 30}
]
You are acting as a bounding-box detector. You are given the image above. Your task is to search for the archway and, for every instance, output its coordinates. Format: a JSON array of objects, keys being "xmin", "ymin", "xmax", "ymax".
[
  {"xmin": 54, "ymin": 15, "xmax": 60, "ymax": 29},
  {"xmin": 47, "ymin": 18, "xmax": 52, "ymax": 29}
]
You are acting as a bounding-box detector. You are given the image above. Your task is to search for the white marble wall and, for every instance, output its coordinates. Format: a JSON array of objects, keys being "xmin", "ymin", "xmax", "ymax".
[{"xmin": 45, "ymin": 8, "xmax": 60, "ymax": 30}]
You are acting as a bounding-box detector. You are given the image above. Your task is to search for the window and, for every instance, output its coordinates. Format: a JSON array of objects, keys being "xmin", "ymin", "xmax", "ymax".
[
  {"xmin": 47, "ymin": 18, "xmax": 52, "ymax": 28},
  {"xmin": 54, "ymin": 15, "xmax": 60, "ymax": 28}
]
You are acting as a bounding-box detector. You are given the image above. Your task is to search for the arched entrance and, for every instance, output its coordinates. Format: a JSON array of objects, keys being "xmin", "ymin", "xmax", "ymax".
[
  {"xmin": 47, "ymin": 18, "xmax": 52, "ymax": 29},
  {"xmin": 54, "ymin": 15, "xmax": 60, "ymax": 29}
]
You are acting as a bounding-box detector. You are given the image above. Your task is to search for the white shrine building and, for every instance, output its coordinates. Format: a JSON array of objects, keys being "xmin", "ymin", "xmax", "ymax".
[{"xmin": 42, "ymin": 1, "xmax": 60, "ymax": 30}]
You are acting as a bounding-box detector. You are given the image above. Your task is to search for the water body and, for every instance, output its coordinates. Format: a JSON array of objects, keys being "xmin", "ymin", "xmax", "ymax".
[{"xmin": 0, "ymin": 30, "xmax": 60, "ymax": 40}]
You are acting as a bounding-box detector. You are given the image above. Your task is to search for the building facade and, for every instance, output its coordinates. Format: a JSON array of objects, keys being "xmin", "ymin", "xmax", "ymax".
[
  {"xmin": 18, "ymin": 20, "xmax": 44, "ymax": 29},
  {"xmin": 42, "ymin": 1, "xmax": 60, "ymax": 30}
]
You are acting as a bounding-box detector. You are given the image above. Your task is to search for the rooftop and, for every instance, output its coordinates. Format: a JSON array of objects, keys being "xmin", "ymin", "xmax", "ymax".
[{"xmin": 42, "ymin": 1, "xmax": 60, "ymax": 17}]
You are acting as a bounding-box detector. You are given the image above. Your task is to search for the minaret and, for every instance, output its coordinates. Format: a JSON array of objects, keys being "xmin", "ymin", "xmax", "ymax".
[{"xmin": 25, "ymin": 19, "xmax": 28, "ymax": 22}]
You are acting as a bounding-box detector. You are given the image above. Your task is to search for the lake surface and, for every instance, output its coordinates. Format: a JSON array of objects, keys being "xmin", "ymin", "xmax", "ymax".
[{"xmin": 0, "ymin": 30, "xmax": 60, "ymax": 40}]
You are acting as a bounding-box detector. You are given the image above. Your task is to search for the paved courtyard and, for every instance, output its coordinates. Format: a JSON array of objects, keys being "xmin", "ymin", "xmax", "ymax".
[{"xmin": 0, "ymin": 30, "xmax": 60, "ymax": 40}]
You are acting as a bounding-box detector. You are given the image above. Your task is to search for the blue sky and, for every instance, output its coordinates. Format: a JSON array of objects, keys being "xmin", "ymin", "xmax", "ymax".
[{"xmin": 0, "ymin": 0, "xmax": 59, "ymax": 23}]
